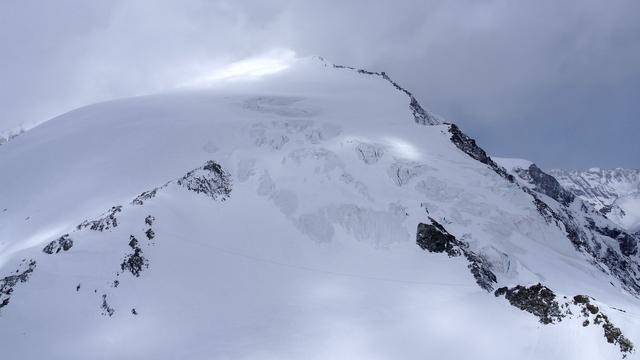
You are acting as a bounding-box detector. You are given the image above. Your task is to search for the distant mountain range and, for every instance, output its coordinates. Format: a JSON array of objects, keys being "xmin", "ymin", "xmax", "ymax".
[{"xmin": 550, "ymin": 168, "xmax": 640, "ymax": 234}]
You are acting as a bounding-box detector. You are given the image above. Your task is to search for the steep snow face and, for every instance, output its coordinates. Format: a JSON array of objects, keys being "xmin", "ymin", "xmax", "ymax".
[
  {"xmin": 549, "ymin": 168, "xmax": 640, "ymax": 232},
  {"xmin": 0, "ymin": 58, "xmax": 639, "ymax": 359}
]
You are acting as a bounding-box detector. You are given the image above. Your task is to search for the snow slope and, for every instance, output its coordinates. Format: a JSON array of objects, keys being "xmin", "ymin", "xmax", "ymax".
[
  {"xmin": 0, "ymin": 57, "xmax": 639, "ymax": 359},
  {"xmin": 550, "ymin": 168, "xmax": 640, "ymax": 233}
]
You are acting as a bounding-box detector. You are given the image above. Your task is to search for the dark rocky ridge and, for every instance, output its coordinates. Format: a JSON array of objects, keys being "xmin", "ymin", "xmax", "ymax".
[
  {"xmin": 586, "ymin": 218, "xmax": 638, "ymax": 257},
  {"xmin": 80, "ymin": 160, "xmax": 230, "ymax": 234},
  {"xmin": 334, "ymin": 59, "xmax": 640, "ymax": 354},
  {"xmin": 417, "ymin": 219, "xmax": 634, "ymax": 355},
  {"xmin": 416, "ymin": 218, "xmax": 497, "ymax": 291},
  {"xmin": 416, "ymin": 219, "xmax": 460, "ymax": 256},
  {"xmin": 502, "ymin": 162, "xmax": 640, "ymax": 295},
  {"xmin": 529, "ymin": 186, "xmax": 640, "ymax": 295},
  {"xmin": 120, "ymin": 235, "xmax": 148, "ymax": 277},
  {"xmin": 494, "ymin": 283, "xmax": 564, "ymax": 324},
  {"xmin": 447, "ymin": 124, "xmax": 515, "ymax": 183},
  {"xmin": 0, "ymin": 259, "xmax": 36, "ymax": 310},
  {"xmin": 516, "ymin": 164, "xmax": 575, "ymax": 206},
  {"xmin": 326, "ymin": 58, "xmax": 517, "ymax": 188},
  {"xmin": 0, "ymin": 160, "xmax": 232, "ymax": 315},
  {"xmin": 84, "ymin": 161, "xmax": 231, "ymax": 316},
  {"xmin": 495, "ymin": 285, "xmax": 634, "ymax": 355},
  {"xmin": 446, "ymin": 123, "xmax": 640, "ymax": 297},
  {"xmin": 177, "ymin": 160, "xmax": 232, "ymax": 201},
  {"xmin": 132, "ymin": 187, "xmax": 163, "ymax": 206},
  {"xmin": 77, "ymin": 206, "xmax": 122, "ymax": 231},
  {"xmin": 326, "ymin": 60, "xmax": 440, "ymax": 126},
  {"xmin": 42, "ymin": 234, "xmax": 73, "ymax": 254}
]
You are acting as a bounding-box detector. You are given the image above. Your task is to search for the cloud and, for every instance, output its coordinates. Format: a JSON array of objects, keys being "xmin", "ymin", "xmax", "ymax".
[{"xmin": 0, "ymin": 0, "xmax": 638, "ymax": 168}]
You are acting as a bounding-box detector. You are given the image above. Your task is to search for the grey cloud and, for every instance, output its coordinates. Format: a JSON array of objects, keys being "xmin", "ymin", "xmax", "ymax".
[{"xmin": 1, "ymin": 0, "xmax": 638, "ymax": 169}]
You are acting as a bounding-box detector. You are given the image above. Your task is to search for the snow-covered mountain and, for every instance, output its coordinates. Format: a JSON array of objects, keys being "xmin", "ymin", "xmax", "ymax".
[
  {"xmin": 549, "ymin": 168, "xmax": 640, "ymax": 234},
  {"xmin": 0, "ymin": 57, "xmax": 639, "ymax": 359}
]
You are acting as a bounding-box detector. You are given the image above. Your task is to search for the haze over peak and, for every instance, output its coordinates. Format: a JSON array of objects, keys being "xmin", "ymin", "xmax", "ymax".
[{"xmin": 1, "ymin": 0, "xmax": 639, "ymax": 168}]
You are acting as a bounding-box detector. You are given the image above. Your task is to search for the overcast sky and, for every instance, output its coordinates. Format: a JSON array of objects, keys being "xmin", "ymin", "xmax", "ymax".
[{"xmin": 1, "ymin": 0, "xmax": 638, "ymax": 169}]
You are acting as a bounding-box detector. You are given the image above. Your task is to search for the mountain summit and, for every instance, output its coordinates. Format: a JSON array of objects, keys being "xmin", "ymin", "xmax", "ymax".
[{"xmin": 0, "ymin": 57, "xmax": 638, "ymax": 359}]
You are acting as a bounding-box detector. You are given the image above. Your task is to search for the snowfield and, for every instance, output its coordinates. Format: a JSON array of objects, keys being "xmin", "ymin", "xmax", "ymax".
[{"xmin": 0, "ymin": 57, "xmax": 638, "ymax": 359}]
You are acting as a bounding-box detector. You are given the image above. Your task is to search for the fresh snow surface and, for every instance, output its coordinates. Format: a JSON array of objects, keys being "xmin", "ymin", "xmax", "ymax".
[{"xmin": 0, "ymin": 57, "xmax": 639, "ymax": 359}]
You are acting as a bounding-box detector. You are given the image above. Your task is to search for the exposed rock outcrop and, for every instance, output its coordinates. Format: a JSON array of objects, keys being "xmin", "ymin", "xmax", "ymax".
[
  {"xmin": 515, "ymin": 164, "xmax": 575, "ymax": 206},
  {"xmin": 0, "ymin": 259, "xmax": 36, "ymax": 310},
  {"xmin": 77, "ymin": 206, "xmax": 122, "ymax": 231},
  {"xmin": 585, "ymin": 218, "xmax": 638, "ymax": 256},
  {"xmin": 494, "ymin": 284, "xmax": 634, "ymax": 356},
  {"xmin": 494, "ymin": 283, "xmax": 564, "ymax": 324},
  {"xmin": 416, "ymin": 218, "xmax": 497, "ymax": 291},
  {"xmin": 42, "ymin": 234, "xmax": 73, "ymax": 254},
  {"xmin": 417, "ymin": 219, "xmax": 460, "ymax": 256},
  {"xmin": 496, "ymin": 161, "xmax": 640, "ymax": 297},
  {"xmin": 120, "ymin": 235, "xmax": 148, "ymax": 277},
  {"xmin": 571, "ymin": 295, "xmax": 634, "ymax": 355},
  {"xmin": 100, "ymin": 294, "xmax": 115, "ymax": 317},
  {"xmin": 531, "ymin": 192, "xmax": 640, "ymax": 295},
  {"xmin": 177, "ymin": 161, "xmax": 232, "ymax": 201},
  {"xmin": 448, "ymin": 124, "xmax": 515, "ymax": 183},
  {"xmin": 132, "ymin": 187, "xmax": 164, "ymax": 206},
  {"xmin": 327, "ymin": 60, "xmax": 440, "ymax": 125}
]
